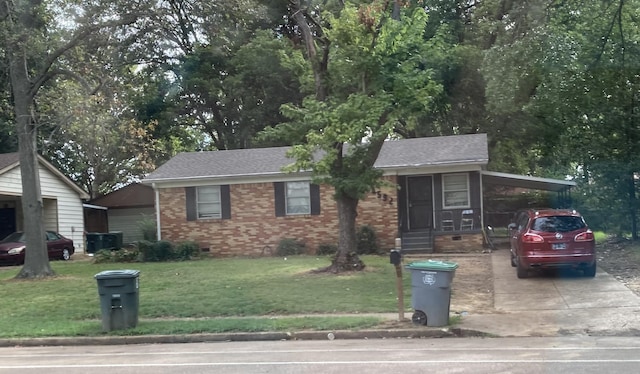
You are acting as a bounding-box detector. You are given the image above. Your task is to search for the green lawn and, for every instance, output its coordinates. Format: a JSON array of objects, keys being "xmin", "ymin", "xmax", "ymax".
[{"xmin": 0, "ymin": 255, "xmax": 411, "ymax": 338}]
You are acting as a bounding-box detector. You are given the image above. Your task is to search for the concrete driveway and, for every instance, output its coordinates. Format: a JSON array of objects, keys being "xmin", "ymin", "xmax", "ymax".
[{"xmin": 459, "ymin": 249, "xmax": 640, "ymax": 336}]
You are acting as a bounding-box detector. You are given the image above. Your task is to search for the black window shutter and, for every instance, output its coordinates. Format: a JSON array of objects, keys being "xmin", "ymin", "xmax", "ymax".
[
  {"xmin": 221, "ymin": 185, "xmax": 231, "ymax": 219},
  {"xmin": 274, "ymin": 182, "xmax": 285, "ymax": 217},
  {"xmin": 185, "ymin": 187, "xmax": 197, "ymax": 221},
  {"xmin": 310, "ymin": 184, "xmax": 321, "ymax": 215}
]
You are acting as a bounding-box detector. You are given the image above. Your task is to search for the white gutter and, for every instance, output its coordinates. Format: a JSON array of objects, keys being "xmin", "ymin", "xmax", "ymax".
[{"xmin": 153, "ymin": 183, "xmax": 161, "ymax": 241}]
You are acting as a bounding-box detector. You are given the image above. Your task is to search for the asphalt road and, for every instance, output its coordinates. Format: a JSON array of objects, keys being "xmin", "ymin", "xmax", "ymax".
[{"xmin": 1, "ymin": 336, "xmax": 639, "ymax": 373}]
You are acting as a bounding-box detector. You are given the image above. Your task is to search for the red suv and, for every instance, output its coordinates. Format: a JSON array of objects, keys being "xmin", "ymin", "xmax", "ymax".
[{"xmin": 509, "ymin": 209, "xmax": 596, "ymax": 278}]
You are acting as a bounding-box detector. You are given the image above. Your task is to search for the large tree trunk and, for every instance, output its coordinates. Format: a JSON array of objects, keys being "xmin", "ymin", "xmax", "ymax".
[
  {"xmin": 8, "ymin": 10, "xmax": 55, "ymax": 279},
  {"xmin": 327, "ymin": 194, "xmax": 365, "ymax": 273}
]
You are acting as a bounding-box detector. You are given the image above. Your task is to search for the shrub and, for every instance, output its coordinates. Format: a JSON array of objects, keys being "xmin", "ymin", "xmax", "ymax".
[
  {"xmin": 93, "ymin": 247, "xmax": 139, "ymax": 263},
  {"xmin": 112, "ymin": 248, "xmax": 140, "ymax": 263},
  {"xmin": 138, "ymin": 217, "xmax": 157, "ymax": 242},
  {"xmin": 137, "ymin": 240, "xmax": 174, "ymax": 262},
  {"xmin": 356, "ymin": 225, "xmax": 379, "ymax": 255},
  {"xmin": 174, "ymin": 241, "xmax": 201, "ymax": 261},
  {"xmin": 317, "ymin": 243, "xmax": 338, "ymax": 256},
  {"xmin": 93, "ymin": 249, "xmax": 115, "ymax": 263},
  {"xmin": 276, "ymin": 238, "xmax": 306, "ymax": 256}
]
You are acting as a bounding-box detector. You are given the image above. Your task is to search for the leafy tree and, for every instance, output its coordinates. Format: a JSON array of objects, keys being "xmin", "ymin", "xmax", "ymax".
[
  {"xmin": 127, "ymin": 0, "xmax": 301, "ymax": 151},
  {"xmin": 518, "ymin": 1, "xmax": 640, "ymax": 237},
  {"xmin": 38, "ymin": 70, "xmax": 162, "ymax": 199},
  {"xmin": 263, "ymin": 1, "xmax": 445, "ymax": 272},
  {"xmin": 1, "ymin": 0, "xmax": 147, "ymax": 278}
]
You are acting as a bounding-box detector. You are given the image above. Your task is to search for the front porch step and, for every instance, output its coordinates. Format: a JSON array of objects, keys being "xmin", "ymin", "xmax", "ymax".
[{"xmin": 401, "ymin": 230, "xmax": 433, "ymax": 253}]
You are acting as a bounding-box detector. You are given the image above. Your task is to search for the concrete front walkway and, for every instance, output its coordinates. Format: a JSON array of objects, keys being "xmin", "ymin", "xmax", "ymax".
[{"xmin": 458, "ymin": 249, "xmax": 640, "ymax": 336}]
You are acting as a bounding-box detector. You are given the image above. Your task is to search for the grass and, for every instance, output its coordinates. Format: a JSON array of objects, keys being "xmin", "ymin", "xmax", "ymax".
[
  {"xmin": 0, "ymin": 255, "xmax": 419, "ymax": 338},
  {"xmin": 593, "ymin": 231, "xmax": 609, "ymax": 244}
]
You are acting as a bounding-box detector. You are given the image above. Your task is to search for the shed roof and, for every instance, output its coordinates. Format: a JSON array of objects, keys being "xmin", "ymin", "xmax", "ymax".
[
  {"xmin": 89, "ymin": 183, "xmax": 154, "ymax": 208},
  {"xmin": 144, "ymin": 134, "xmax": 489, "ymax": 183}
]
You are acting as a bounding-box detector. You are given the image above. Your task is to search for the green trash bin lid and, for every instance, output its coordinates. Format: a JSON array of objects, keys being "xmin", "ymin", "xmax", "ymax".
[
  {"xmin": 95, "ymin": 269, "xmax": 140, "ymax": 279},
  {"xmin": 406, "ymin": 260, "xmax": 458, "ymax": 271}
]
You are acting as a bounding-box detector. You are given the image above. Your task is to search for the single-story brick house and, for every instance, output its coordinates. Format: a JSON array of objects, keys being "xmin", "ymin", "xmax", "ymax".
[
  {"xmin": 0, "ymin": 152, "xmax": 89, "ymax": 252},
  {"xmin": 142, "ymin": 134, "xmax": 575, "ymax": 255}
]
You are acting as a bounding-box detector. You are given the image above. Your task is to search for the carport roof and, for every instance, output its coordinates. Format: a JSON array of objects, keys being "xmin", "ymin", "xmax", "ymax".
[{"xmin": 481, "ymin": 171, "xmax": 576, "ymax": 192}]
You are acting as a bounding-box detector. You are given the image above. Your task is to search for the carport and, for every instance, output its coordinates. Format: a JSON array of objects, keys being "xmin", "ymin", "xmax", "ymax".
[{"xmin": 480, "ymin": 170, "xmax": 577, "ymax": 233}]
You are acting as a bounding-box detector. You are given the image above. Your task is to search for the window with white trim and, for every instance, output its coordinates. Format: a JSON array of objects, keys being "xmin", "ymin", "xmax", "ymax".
[
  {"xmin": 197, "ymin": 186, "xmax": 221, "ymax": 219},
  {"xmin": 442, "ymin": 174, "xmax": 470, "ymax": 208},
  {"xmin": 286, "ymin": 181, "xmax": 311, "ymax": 215}
]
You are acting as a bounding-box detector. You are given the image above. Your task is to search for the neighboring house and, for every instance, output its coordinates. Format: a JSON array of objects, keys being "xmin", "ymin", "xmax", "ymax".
[
  {"xmin": 86, "ymin": 183, "xmax": 155, "ymax": 244},
  {"xmin": 0, "ymin": 152, "xmax": 89, "ymax": 253},
  {"xmin": 143, "ymin": 134, "xmax": 575, "ymax": 255}
]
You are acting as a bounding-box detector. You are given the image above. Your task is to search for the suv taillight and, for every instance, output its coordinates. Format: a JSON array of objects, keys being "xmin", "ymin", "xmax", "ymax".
[
  {"xmin": 522, "ymin": 233, "xmax": 544, "ymax": 243},
  {"xmin": 574, "ymin": 230, "xmax": 594, "ymax": 242}
]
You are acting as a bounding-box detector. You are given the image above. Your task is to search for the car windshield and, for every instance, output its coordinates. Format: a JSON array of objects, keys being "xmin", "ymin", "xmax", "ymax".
[
  {"xmin": 532, "ymin": 216, "xmax": 586, "ymax": 233},
  {"xmin": 1, "ymin": 232, "xmax": 25, "ymax": 243}
]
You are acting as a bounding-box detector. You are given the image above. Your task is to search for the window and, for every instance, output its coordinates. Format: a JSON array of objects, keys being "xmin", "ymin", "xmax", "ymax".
[
  {"xmin": 197, "ymin": 186, "xmax": 221, "ymax": 219},
  {"xmin": 185, "ymin": 185, "xmax": 230, "ymax": 221},
  {"xmin": 532, "ymin": 216, "xmax": 586, "ymax": 233},
  {"xmin": 274, "ymin": 182, "xmax": 320, "ymax": 217},
  {"xmin": 443, "ymin": 174, "xmax": 469, "ymax": 208},
  {"xmin": 286, "ymin": 182, "xmax": 311, "ymax": 215}
]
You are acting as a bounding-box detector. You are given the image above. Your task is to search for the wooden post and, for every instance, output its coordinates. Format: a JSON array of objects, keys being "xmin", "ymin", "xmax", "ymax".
[
  {"xmin": 395, "ymin": 263, "xmax": 404, "ymax": 321},
  {"xmin": 390, "ymin": 243, "xmax": 404, "ymax": 321}
]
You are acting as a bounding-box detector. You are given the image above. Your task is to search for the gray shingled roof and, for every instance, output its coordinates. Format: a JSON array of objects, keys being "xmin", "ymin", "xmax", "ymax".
[
  {"xmin": 144, "ymin": 133, "xmax": 488, "ymax": 182},
  {"xmin": 374, "ymin": 133, "xmax": 487, "ymax": 169},
  {"xmin": 0, "ymin": 152, "xmax": 19, "ymax": 173}
]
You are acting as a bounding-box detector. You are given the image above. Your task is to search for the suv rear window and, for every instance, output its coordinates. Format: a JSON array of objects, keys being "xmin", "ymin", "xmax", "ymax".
[{"xmin": 531, "ymin": 216, "xmax": 586, "ymax": 233}]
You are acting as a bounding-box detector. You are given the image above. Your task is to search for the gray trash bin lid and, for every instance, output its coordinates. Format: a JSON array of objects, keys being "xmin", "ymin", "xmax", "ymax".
[
  {"xmin": 95, "ymin": 269, "xmax": 140, "ymax": 279},
  {"xmin": 406, "ymin": 260, "xmax": 458, "ymax": 271}
]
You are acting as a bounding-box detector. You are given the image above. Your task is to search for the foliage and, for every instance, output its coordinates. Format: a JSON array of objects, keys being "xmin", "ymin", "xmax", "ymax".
[
  {"xmin": 276, "ymin": 238, "xmax": 307, "ymax": 256},
  {"xmin": 138, "ymin": 218, "xmax": 157, "ymax": 242},
  {"xmin": 38, "ymin": 77, "xmax": 163, "ymax": 198},
  {"xmin": 356, "ymin": 225, "xmax": 380, "ymax": 255},
  {"xmin": 173, "ymin": 241, "xmax": 201, "ymax": 261},
  {"xmin": 93, "ymin": 240, "xmax": 200, "ymax": 263},
  {"xmin": 137, "ymin": 240, "xmax": 174, "ymax": 262},
  {"xmin": 93, "ymin": 248, "xmax": 140, "ymax": 264},
  {"xmin": 317, "ymin": 243, "xmax": 338, "ymax": 256}
]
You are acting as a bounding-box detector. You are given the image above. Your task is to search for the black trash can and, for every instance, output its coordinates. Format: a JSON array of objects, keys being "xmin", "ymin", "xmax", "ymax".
[
  {"xmin": 406, "ymin": 260, "xmax": 458, "ymax": 327},
  {"xmin": 95, "ymin": 270, "xmax": 140, "ymax": 331},
  {"xmin": 86, "ymin": 233, "xmax": 104, "ymax": 254}
]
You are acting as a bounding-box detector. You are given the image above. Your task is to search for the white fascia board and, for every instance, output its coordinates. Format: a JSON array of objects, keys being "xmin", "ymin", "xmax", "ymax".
[
  {"xmin": 145, "ymin": 171, "xmax": 314, "ymax": 189},
  {"xmin": 380, "ymin": 161, "xmax": 485, "ymax": 176}
]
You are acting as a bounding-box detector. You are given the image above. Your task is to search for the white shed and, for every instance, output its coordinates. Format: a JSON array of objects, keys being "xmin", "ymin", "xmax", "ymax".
[{"xmin": 0, "ymin": 153, "xmax": 90, "ymax": 253}]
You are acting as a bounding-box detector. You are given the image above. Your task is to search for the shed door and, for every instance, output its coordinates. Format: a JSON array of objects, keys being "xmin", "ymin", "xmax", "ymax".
[{"xmin": 407, "ymin": 176, "xmax": 432, "ymax": 230}]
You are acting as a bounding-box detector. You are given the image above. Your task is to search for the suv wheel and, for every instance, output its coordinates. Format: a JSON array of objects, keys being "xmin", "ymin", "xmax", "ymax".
[
  {"xmin": 516, "ymin": 259, "xmax": 528, "ymax": 279},
  {"xmin": 583, "ymin": 262, "xmax": 596, "ymax": 278}
]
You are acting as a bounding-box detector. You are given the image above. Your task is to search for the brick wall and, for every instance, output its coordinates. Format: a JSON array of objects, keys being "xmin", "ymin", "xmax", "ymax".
[
  {"xmin": 434, "ymin": 232, "xmax": 484, "ymax": 253},
  {"xmin": 158, "ymin": 177, "xmax": 398, "ymax": 256}
]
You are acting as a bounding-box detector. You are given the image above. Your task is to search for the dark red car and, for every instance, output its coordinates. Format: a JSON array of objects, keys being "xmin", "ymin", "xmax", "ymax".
[
  {"xmin": 509, "ymin": 209, "xmax": 596, "ymax": 278},
  {"xmin": 0, "ymin": 231, "xmax": 75, "ymax": 265}
]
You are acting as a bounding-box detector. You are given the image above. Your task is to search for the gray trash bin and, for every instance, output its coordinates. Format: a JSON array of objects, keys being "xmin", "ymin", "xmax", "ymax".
[
  {"xmin": 95, "ymin": 270, "xmax": 140, "ymax": 331},
  {"xmin": 406, "ymin": 260, "xmax": 458, "ymax": 327}
]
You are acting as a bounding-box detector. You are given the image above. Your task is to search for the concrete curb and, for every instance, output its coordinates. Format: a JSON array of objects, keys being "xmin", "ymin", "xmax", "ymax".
[{"xmin": 0, "ymin": 328, "xmax": 492, "ymax": 347}]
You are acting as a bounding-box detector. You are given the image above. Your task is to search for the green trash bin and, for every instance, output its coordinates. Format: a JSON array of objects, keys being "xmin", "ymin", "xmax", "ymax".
[
  {"xmin": 406, "ymin": 260, "xmax": 458, "ymax": 327},
  {"xmin": 95, "ymin": 270, "xmax": 140, "ymax": 331}
]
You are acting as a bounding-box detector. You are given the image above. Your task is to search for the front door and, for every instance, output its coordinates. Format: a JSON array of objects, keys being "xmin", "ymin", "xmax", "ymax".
[{"xmin": 407, "ymin": 176, "xmax": 433, "ymax": 230}]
